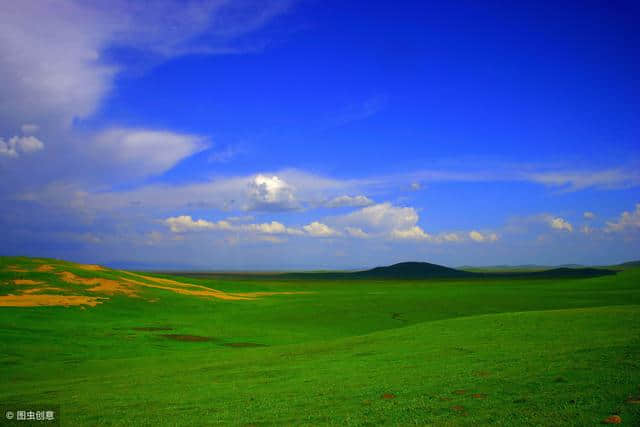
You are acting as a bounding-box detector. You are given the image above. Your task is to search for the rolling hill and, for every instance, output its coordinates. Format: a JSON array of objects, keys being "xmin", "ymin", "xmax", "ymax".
[
  {"xmin": 283, "ymin": 261, "xmax": 615, "ymax": 280},
  {"xmin": 0, "ymin": 256, "xmax": 638, "ymax": 425}
]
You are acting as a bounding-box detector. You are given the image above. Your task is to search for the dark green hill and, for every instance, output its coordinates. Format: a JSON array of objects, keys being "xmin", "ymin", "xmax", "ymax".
[
  {"xmin": 282, "ymin": 262, "xmax": 615, "ymax": 280},
  {"xmin": 617, "ymin": 260, "xmax": 640, "ymax": 268},
  {"xmin": 282, "ymin": 261, "xmax": 471, "ymax": 279},
  {"xmin": 355, "ymin": 261, "xmax": 473, "ymax": 279},
  {"xmin": 498, "ymin": 267, "xmax": 616, "ymax": 279}
]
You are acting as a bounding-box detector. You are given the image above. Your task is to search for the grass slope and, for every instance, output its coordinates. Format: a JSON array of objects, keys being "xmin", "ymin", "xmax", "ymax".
[{"xmin": 0, "ymin": 256, "xmax": 639, "ymax": 425}]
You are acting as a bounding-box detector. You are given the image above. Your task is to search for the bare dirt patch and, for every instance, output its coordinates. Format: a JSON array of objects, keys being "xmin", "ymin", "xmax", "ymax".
[
  {"xmin": 601, "ymin": 415, "xmax": 622, "ymax": 424},
  {"xmin": 471, "ymin": 393, "xmax": 487, "ymax": 399},
  {"xmin": 0, "ymin": 294, "xmax": 105, "ymax": 307},
  {"xmin": 13, "ymin": 279, "xmax": 43, "ymax": 285},
  {"xmin": 223, "ymin": 342, "xmax": 267, "ymax": 347},
  {"xmin": 6, "ymin": 265, "xmax": 28, "ymax": 272},
  {"xmin": 160, "ymin": 334, "xmax": 213, "ymax": 342},
  {"xmin": 132, "ymin": 327, "xmax": 173, "ymax": 331},
  {"xmin": 36, "ymin": 265, "xmax": 55, "ymax": 272},
  {"xmin": 472, "ymin": 370, "xmax": 491, "ymax": 377},
  {"xmin": 381, "ymin": 393, "xmax": 396, "ymax": 399}
]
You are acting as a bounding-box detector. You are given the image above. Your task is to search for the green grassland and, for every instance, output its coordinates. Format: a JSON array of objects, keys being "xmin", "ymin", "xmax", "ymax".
[{"xmin": 0, "ymin": 256, "xmax": 639, "ymax": 425}]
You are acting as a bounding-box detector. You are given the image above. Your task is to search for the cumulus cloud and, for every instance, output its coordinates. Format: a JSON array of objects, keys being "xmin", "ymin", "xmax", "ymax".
[
  {"xmin": 583, "ymin": 211, "xmax": 595, "ymax": 220},
  {"xmin": 243, "ymin": 221, "xmax": 303, "ymax": 235},
  {"xmin": 303, "ymin": 222, "xmax": 340, "ymax": 237},
  {"xmin": 336, "ymin": 202, "xmax": 419, "ymax": 232},
  {"xmin": 604, "ymin": 203, "xmax": 640, "ymax": 232},
  {"xmin": 324, "ymin": 195, "xmax": 374, "ymax": 208},
  {"xmin": 441, "ymin": 232, "xmax": 464, "ymax": 242},
  {"xmin": 548, "ymin": 217, "xmax": 573, "ymax": 232},
  {"xmin": 164, "ymin": 216, "xmax": 303, "ymax": 237},
  {"xmin": 391, "ymin": 226, "xmax": 431, "ymax": 240},
  {"xmin": 164, "ymin": 215, "xmax": 231, "ymax": 233},
  {"xmin": 0, "ymin": 135, "xmax": 44, "ymax": 158},
  {"xmin": 329, "ymin": 202, "xmax": 496, "ymax": 244},
  {"xmin": 246, "ymin": 175, "xmax": 299, "ymax": 211},
  {"xmin": 93, "ymin": 128, "xmax": 207, "ymax": 176},
  {"xmin": 469, "ymin": 230, "xmax": 499, "ymax": 243}
]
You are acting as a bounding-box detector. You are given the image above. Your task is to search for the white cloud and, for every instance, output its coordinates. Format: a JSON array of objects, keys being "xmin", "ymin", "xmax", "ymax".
[
  {"xmin": 325, "ymin": 195, "xmax": 374, "ymax": 208},
  {"xmin": 303, "ymin": 221, "xmax": 340, "ymax": 237},
  {"xmin": 441, "ymin": 232, "xmax": 464, "ymax": 242},
  {"xmin": 583, "ymin": 211, "xmax": 595, "ymax": 220},
  {"xmin": 0, "ymin": 1, "xmax": 294, "ymax": 127},
  {"xmin": 243, "ymin": 221, "xmax": 303, "ymax": 236},
  {"xmin": 410, "ymin": 182, "xmax": 422, "ymax": 191},
  {"xmin": 330, "ymin": 202, "xmax": 495, "ymax": 244},
  {"xmin": 469, "ymin": 230, "xmax": 499, "ymax": 243},
  {"xmin": 93, "ymin": 128, "xmax": 207, "ymax": 176},
  {"xmin": 580, "ymin": 225, "xmax": 593, "ymax": 234},
  {"xmin": 605, "ymin": 203, "xmax": 640, "ymax": 232},
  {"xmin": 164, "ymin": 215, "xmax": 231, "ymax": 233},
  {"xmin": 548, "ymin": 217, "xmax": 573, "ymax": 232},
  {"xmin": 336, "ymin": 202, "xmax": 419, "ymax": 232},
  {"xmin": 246, "ymin": 174, "xmax": 299, "ymax": 211},
  {"xmin": 20, "ymin": 124, "xmax": 39, "ymax": 134},
  {"xmin": 391, "ymin": 226, "xmax": 431, "ymax": 240},
  {"xmin": 0, "ymin": 135, "xmax": 44, "ymax": 158},
  {"xmin": 345, "ymin": 227, "xmax": 369, "ymax": 238},
  {"xmin": 524, "ymin": 169, "xmax": 640, "ymax": 191},
  {"xmin": 164, "ymin": 216, "xmax": 304, "ymax": 237}
]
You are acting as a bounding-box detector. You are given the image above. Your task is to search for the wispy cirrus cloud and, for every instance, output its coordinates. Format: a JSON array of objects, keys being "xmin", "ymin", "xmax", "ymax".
[
  {"xmin": 324, "ymin": 195, "xmax": 374, "ymax": 208},
  {"xmin": 92, "ymin": 128, "xmax": 208, "ymax": 177},
  {"xmin": 522, "ymin": 168, "xmax": 640, "ymax": 191}
]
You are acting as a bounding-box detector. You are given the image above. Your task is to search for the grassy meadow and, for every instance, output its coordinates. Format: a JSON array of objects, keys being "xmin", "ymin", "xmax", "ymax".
[{"xmin": 0, "ymin": 256, "xmax": 639, "ymax": 425}]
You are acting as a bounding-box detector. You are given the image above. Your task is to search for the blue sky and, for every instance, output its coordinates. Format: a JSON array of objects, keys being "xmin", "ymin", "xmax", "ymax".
[{"xmin": 0, "ymin": 0, "xmax": 638, "ymax": 269}]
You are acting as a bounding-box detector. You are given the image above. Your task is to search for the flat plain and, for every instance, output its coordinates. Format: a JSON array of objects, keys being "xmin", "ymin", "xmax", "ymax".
[{"xmin": 0, "ymin": 256, "xmax": 638, "ymax": 425}]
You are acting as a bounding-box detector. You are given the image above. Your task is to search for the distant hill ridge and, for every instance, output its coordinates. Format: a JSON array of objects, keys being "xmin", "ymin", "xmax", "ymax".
[
  {"xmin": 618, "ymin": 260, "xmax": 640, "ymax": 268},
  {"xmin": 284, "ymin": 261, "xmax": 616, "ymax": 280},
  {"xmin": 355, "ymin": 261, "xmax": 473, "ymax": 278}
]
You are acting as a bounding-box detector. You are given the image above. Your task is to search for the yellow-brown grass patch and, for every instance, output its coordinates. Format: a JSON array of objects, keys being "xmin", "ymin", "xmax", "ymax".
[
  {"xmin": 76, "ymin": 264, "xmax": 105, "ymax": 271},
  {"xmin": 122, "ymin": 272, "xmax": 310, "ymax": 301},
  {"xmin": 36, "ymin": 264, "xmax": 55, "ymax": 272},
  {"xmin": 13, "ymin": 279, "xmax": 43, "ymax": 285},
  {"xmin": 58, "ymin": 271, "xmax": 138, "ymax": 296},
  {"xmin": 21, "ymin": 287, "xmax": 67, "ymax": 294},
  {"xmin": 0, "ymin": 294, "xmax": 105, "ymax": 307},
  {"xmin": 119, "ymin": 276, "xmax": 252, "ymax": 300},
  {"xmin": 5, "ymin": 265, "xmax": 28, "ymax": 272}
]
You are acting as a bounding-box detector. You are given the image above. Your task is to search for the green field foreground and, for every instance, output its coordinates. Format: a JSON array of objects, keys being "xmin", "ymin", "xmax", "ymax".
[{"xmin": 0, "ymin": 257, "xmax": 639, "ymax": 425}]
